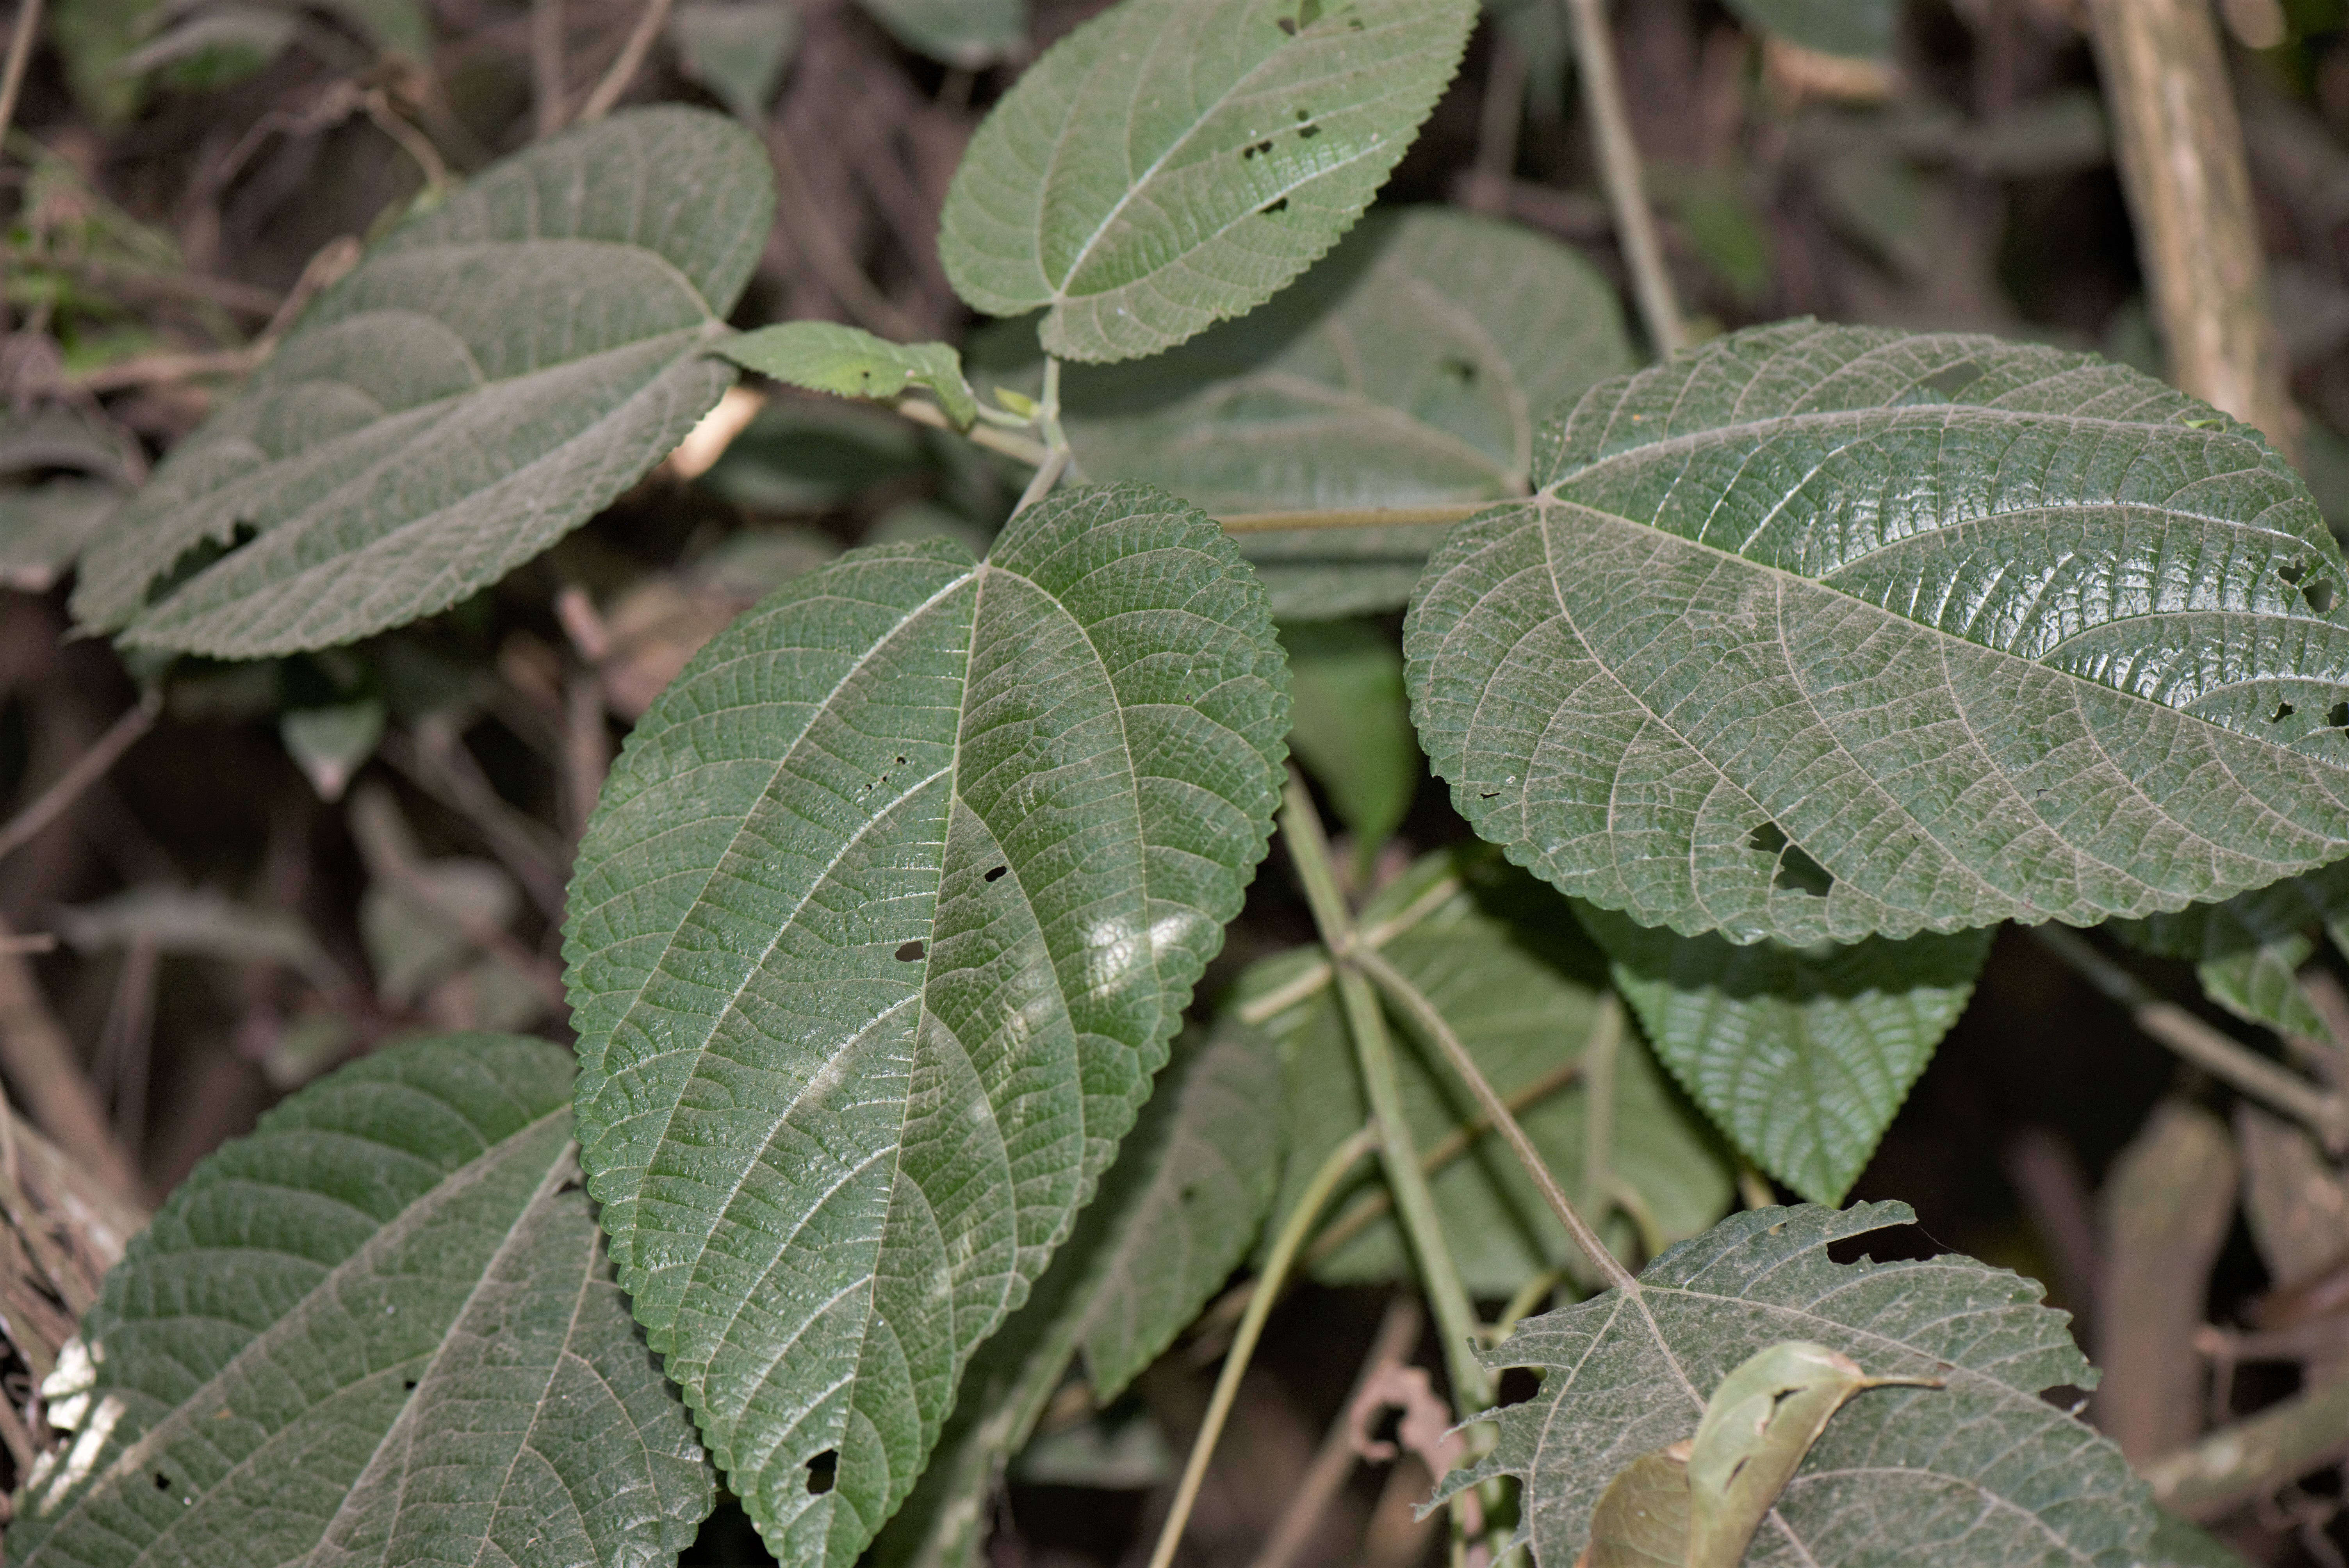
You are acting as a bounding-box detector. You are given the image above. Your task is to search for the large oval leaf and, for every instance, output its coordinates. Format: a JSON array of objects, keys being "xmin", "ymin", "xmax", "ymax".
[
  {"xmin": 1575, "ymin": 907, "xmax": 1991, "ymax": 1205},
  {"xmin": 1240, "ymin": 848, "xmax": 1731, "ymax": 1294},
  {"xmin": 71, "ymin": 107, "xmax": 774, "ymax": 657},
  {"xmin": 1441, "ymin": 1202, "xmax": 2157, "ymax": 1568},
  {"xmin": 562, "ymin": 483, "xmax": 1289, "ymax": 1568},
  {"xmin": 10, "ymin": 1034, "xmax": 713, "ymax": 1568},
  {"xmin": 1404, "ymin": 321, "xmax": 2349, "ymax": 946},
  {"xmin": 936, "ymin": 0, "xmax": 1475, "ymax": 363}
]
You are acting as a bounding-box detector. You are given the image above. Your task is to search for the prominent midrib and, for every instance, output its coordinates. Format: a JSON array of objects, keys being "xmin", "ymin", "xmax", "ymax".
[{"xmin": 29, "ymin": 1107, "xmax": 570, "ymax": 1561}]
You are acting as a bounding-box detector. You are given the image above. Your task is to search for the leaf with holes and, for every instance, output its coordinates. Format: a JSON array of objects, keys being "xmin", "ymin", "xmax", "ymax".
[
  {"xmin": 1241, "ymin": 848, "xmax": 1731, "ymax": 1294},
  {"xmin": 936, "ymin": 0, "xmax": 1476, "ymax": 363},
  {"xmin": 724, "ymin": 324, "xmax": 980, "ymax": 431},
  {"xmin": 870, "ymin": 1024, "xmax": 1281, "ymax": 1568},
  {"xmin": 1576, "ymin": 907, "xmax": 1991, "ymax": 1205},
  {"xmin": 1437, "ymin": 1201, "xmax": 2159, "ymax": 1568},
  {"xmin": 70, "ymin": 107, "xmax": 773, "ymax": 657},
  {"xmin": 1404, "ymin": 321, "xmax": 2349, "ymax": 947},
  {"xmin": 561, "ymin": 482, "xmax": 1289, "ymax": 1568},
  {"xmin": 8, "ymin": 1034, "xmax": 713, "ymax": 1568}
]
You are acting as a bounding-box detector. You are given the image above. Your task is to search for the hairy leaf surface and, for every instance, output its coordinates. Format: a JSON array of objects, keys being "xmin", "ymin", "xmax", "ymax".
[
  {"xmin": 937, "ymin": 0, "xmax": 1475, "ymax": 362},
  {"xmin": 1442, "ymin": 1202, "xmax": 2156, "ymax": 1567},
  {"xmin": 1404, "ymin": 322, "xmax": 2349, "ymax": 946},
  {"xmin": 10, "ymin": 1035, "xmax": 712, "ymax": 1568},
  {"xmin": 1240, "ymin": 849, "xmax": 1730, "ymax": 1294},
  {"xmin": 563, "ymin": 483, "xmax": 1289, "ymax": 1568},
  {"xmin": 1577, "ymin": 908, "xmax": 1991, "ymax": 1204},
  {"xmin": 870, "ymin": 1026, "xmax": 1281, "ymax": 1568},
  {"xmin": 71, "ymin": 107, "xmax": 773, "ymax": 656}
]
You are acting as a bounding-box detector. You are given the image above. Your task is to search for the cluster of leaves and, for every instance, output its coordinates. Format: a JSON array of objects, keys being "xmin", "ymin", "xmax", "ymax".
[{"xmin": 11, "ymin": 0, "xmax": 2349, "ymax": 1565}]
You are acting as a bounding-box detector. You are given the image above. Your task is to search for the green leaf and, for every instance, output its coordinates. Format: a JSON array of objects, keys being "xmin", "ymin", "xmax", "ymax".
[
  {"xmin": 1441, "ymin": 1201, "xmax": 2158, "ymax": 1568},
  {"xmin": 856, "ymin": 0, "xmax": 1023, "ymax": 65},
  {"xmin": 870, "ymin": 1025, "xmax": 1282, "ymax": 1568},
  {"xmin": 670, "ymin": 0, "xmax": 800, "ymax": 121},
  {"xmin": 1240, "ymin": 849, "xmax": 1732, "ymax": 1295},
  {"xmin": 1282, "ymin": 619, "xmax": 1419, "ymax": 857},
  {"xmin": 2117, "ymin": 860, "xmax": 2349, "ymax": 1039},
  {"xmin": 281, "ymin": 698, "xmax": 386, "ymax": 802},
  {"xmin": 9, "ymin": 1034, "xmax": 714, "ymax": 1568},
  {"xmin": 71, "ymin": 107, "xmax": 774, "ymax": 657},
  {"xmin": 1722, "ymin": 0, "xmax": 1896, "ymax": 60},
  {"xmin": 936, "ymin": 0, "xmax": 1477, "ymax": 363},
  {"xmin": 725, "ymin": 323, "xmax": 980, "ymax": 430},
  {"xmin": 1576, "ymin": 908, "xmax": 1991, "ymax": 1204},
  {"xmin": 0, "ymin": 480, "xmax": 120, "ymax": 593},
  {"xmin": 1242, "ymin": 520, "xmax": 1461, "ymax": 620},
  {"xmin": 562, "ymin": 482, "xmax": 1289, "ymax": 1568},
  {"xmin": 1403, "ymin": 321, "xmax": 2349, "ymax": 947},
  {"xmin": 1060, "ymin": 207, "xmax": 1634, "ymax": 513}
]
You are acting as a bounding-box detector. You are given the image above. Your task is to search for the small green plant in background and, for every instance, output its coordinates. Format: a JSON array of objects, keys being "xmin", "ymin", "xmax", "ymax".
[{"xmin": 3, "ymin": 0, "xmax": 2338, "ymax": 1564}]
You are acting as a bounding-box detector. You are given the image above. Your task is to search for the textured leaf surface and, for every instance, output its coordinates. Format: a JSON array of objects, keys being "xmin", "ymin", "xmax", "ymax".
[
  {"xmin": 1442, "ymin": 1202, "xmax": 2157, "ymax": 1568},
  {"xmin": 1723, "ymin": 0, "xmax": 1895, "ymax": 59},
  {"xmin": 936, "ymin": 0, "xmax": 1475, "ymax": 362},
  {"xmin": 1242, "ymin": 850, "xmax": 1730, "ymax": 1294},
  {"xmin": 1404, "ymin": 321, "xmax": 2349, "ymax": 946},
  {"xmin": 870, "ymin": 1026, "xmax": 1281, "ymax": 1568},
  {"xmin": 724, "ymin": 324, "xmax": 979, "ymax": 430},
  {"xmin": 10, "ymin": 1034, "xmax": 713, "ymax": 1568},
  {"xmin": 1577, "ymin": 907, "xmax": 1990, "ymax": 1204},
  {"xmin": 71, "ymin": 107, "xmax": 773, "ymax": 656},
  {"xmin": 562, "ymin": 483, "xmax": 1289, "ymax": 1568}
]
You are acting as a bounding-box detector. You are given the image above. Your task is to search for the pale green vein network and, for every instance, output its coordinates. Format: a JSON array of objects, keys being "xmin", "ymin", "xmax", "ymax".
[
  {"xmin": 1404, "ymin": 320, "xmax": 2349, "ymax": 946},
  {"xmin": 563, "ymin": 483, "xmax": 1289, "ymax": 1568}
]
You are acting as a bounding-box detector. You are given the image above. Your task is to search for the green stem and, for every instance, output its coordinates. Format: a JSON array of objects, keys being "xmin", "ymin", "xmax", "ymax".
[
  {"xmin": 1216, "ymin": 502, "xmax": 1490, "ymax": 534},
  {"xmin": 1280, "ymin": 775, "xmax": 1493, "ymax": 1411},
  {"xmin": 1146, "ymin": 1126, "xmax": 1378, "ymax": 1568}
]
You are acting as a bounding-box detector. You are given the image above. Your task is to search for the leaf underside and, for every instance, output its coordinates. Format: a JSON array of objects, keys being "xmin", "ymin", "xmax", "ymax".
[
  {"xmin": 1443, "ymin": 1202, "xmax": 2157, "ymax": 1568},
  {"xmin": 9, "ymin": 1035, "xmax": 712, "ymax": 1568},
  {"xmin": 870, "ymin": 1025, "xmax": 1281, "ymax": 1568},
  {"xmin": 1241, "ymin": 850, "xmax": 1731, "ymax": 1294},
  {"xmin": 936, "ymin": 0, "xmax": 1476, "ymax": 363},
  {"xmin": 71, "ymin": 107, "xmax": 774, "ymax": 657},
  {"xmin": 1577, "ymin": 906, "xmax": 1992, "ymax": 1204},
  {"xmin": 562, "ymin": 483, "xmax": 1289, "ymax": 1568},
  {"xmin": 1404, "ymin": 321, "xmax": 2349, "ymax": 946}
]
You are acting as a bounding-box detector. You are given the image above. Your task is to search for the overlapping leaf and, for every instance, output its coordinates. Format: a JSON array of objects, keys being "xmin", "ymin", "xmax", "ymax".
[
  {"xmin": 71, "ymin": 107, "xmax": 774, "ymax": 657},
  {"xmin": 871, "ymin": 1026, "xmax": 1282, "ymax": 1568},
  {"xmin": 1577, "ymin": 908, "xmax": 1991, "ymax": 1204},
  {"xmin": 1239, "ymin": 849, "xmax": 1731, "ymax": 1294},
  {"xmin": 9, "ymin": 1035, "xmax": 712, "ymax": 1568},
  {"xmin": 937, "ymin": 0, "xmax": 1476, "ymax": 363},
  {"xmin": 1404, "ymin": 321, "xmax": 2349, "ymax": 947},
  {"xmin": 1441, "ymin": 1202, "xmax": 2157, "ymax": 1568},
  {"xmin": 1281, "ymin": 619, "xmax": 1420, "ymax": 857},
  {"xmin": 2119, "ymin": 860, "xmax": 2349, "ymax": 1039},
  {"xmin": 562, "ymin": 483, "xmax": 1289, "ymax": 1568}
]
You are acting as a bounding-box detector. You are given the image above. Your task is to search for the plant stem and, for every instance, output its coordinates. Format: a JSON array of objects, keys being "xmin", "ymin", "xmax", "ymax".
[
  {"xmin": 1280, "ymin": 775, "xmax": 1492, "ymax": 1411},
  {"xmin": 1011, "ymin": 445, "xmax": 1069, "ymax": 516},
  {"xmin": 2032, "ymin": 925, "xmax": 2349, "ymax": 1148},
  {"xmin": 574, "ymin": 0, "xmax": 676, "ymax": 124},
  {"xmin": 891, "ymin": 396, "xmax": 1054, "ymax": 465},
  {"xmin": 1146, "ymin": 1126, "xmax": 1377, "ymax": 1568},
  {"xmin": 1245, "ymin": 1292, "xmax": 1424, "ymax": 1568},
  {"xmin": 0, "ymin": 0, "xmax": 46, "ymax": 167},
  {"xmin": 1215, "ymin": 502, "xmax": 1491, "ymax": 535},
  {"xmin": 1352, "ymin": 946, "xmax": 1639, "ymax": 1295},
  {"xmin": 530, "ymin": 0, "xmax": 566, "ymax": 136},
  {"xmin": 0, "ymin": 697, "xmax": 156, "ymax": 870},
  {"xmin": 1563, "ymin": 0, "xmax": 1684, "ymax": 356},
  {"xmin": 1235, "ymin": 870, "xmax": 1463, "ymax": 1025},
  {"xmin": 2142, "ymin": 1374, "xmax": 2349, "ymax": 1519}
]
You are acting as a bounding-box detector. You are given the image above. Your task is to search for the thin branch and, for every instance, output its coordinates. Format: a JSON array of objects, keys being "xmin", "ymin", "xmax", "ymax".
[
  {"xmin": 530, "ymin": 0, "xmax": 567, "ymax": 137},
  {"xmin": 1247, "ymin": 1292, "xmax": 1424, "ymax": 1568},
  {"xmin": 1235, "ymin": 870, "xmax": 1463, "ymax": 1026},
  {"xmin": 0, "ymin": 697, "xmax": 156, "ymax": 870},
  {"xmin": 1215, "ymin": 502, "xmax": 1490, "ymax": 535},
  {"xmin": 765, "ymin": 125, "xmax": 926, "ymax": 342},
  {"xmin": 2032, "ymin": 925, "xmax": 2349, "ymax": 1148},
  {"xmin": 1564, "ymin": 0, "xmax": 1684, "ymax": 356},
  {"xmin": 892, "ymin": 396, "xmax": 1053, "ymax": 465},
  {"xmin": 1351, "ymin": 945, "xmax": 1638, "ymax": 1294},
  {"xmin": 574, "ymin": 0, "xmax": 675, "ymax": 124},
  {"xmin": 2143, "ymin": 1374, "xmax": 2349, "ymax": 1519},
  {"xmin": 39, "ymin": 235, "xmax": 358, "ymax": 394},
  {"xmin": 0, "ymin": 913, "xmax": 144, "ymax": 1206},
  {"xmin": 0, "ymin": 0, "xmax": 45, "ymax": 167},
  {"xmin": 1010, "ymin": 445, "xmax": 1069, "ymax": 517},
  {"xmin": 1146, "ymin": 1126, "xmax": 1378, "ymax": 1568}
]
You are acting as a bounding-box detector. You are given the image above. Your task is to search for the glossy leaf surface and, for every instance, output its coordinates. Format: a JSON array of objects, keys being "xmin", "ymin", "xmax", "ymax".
[
  {"xmin": 10, "ymin": 1035, "xmax": 712, "ymax": 1568},
  {"xmin": 563, "ymin": 483, "xmax": 1289, "ymax": 1568},
  {"xmin": 937, "ymin": 0, "xmax": 1476, "ymax": 362},
  {"xmin": 72, "ymin": 108, "xmax": 773, "ymax": 656},
  {"xmin": 1577, "ymin": 907, "xmax": 1991, "ymax": 1203},
  {"xmin": 1443, "ymin": 1202, "xmax": 2157, "ymax": 1568},
  {"xmin": 1405, "ymin": 322, "xmax": 2349, "ymax": 946}
]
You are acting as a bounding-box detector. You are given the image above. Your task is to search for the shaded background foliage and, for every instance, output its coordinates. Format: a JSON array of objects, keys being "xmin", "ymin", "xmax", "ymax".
[{"xmin": 11, "ymin": 0, "xmax": 2349, "ymax": 1563}]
